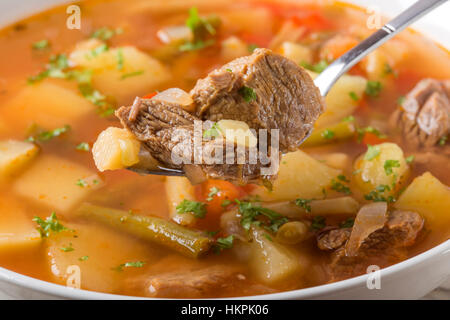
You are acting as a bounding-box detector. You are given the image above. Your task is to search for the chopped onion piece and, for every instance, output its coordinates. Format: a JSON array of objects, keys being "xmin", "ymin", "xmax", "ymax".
[
  {"xmin": 345, "ymin": 202, "xmax": 388, "ymax": 256},
  {"xmin": 152, "ymin": 88, "xmax": 195, "ymax": 112},
  {"xmin": 156, "ymin": 26, "xmax": 193, "ymax": 44}
]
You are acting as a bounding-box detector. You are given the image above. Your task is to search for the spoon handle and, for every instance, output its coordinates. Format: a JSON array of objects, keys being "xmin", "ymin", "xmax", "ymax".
[{"xmin": 314, "ymin": 0, "xmax": 448, "ymax": 96}]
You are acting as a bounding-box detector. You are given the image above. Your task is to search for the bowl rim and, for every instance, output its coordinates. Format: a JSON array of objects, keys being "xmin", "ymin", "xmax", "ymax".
[
  {"xmin": 0, "ymin": 240, "xmax": 448, "ymax": 299},
  {"xmin": 0, "ymin": 0, "xmax": 449, "ymax": 300}
]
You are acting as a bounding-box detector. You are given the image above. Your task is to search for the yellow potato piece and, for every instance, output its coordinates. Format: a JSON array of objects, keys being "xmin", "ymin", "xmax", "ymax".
[
  {"xmin": 353, "ymin": 143, "xmax": 409, "ymax": 194},
  {"xmin": 92, "ymin": 127, "xmax": 141, "ymax": 171},
  {"xmin": 0, "ymin": 197, "xmax": 41, "ymax": 252},
  {"xmin": 308, "ymin": 71, "xmax": 367, "ymax": 128},
  {"xmin": 279, "ymin": 41, "xmax": 313, "ymax": 64},
  {"xmin": 395, "ymin": 172, "xmax": 450, "ymax": 232},
  {"xmin": 13, "ymin": 154, "xmax": 103, "ymax": 213},
  {"xmin": 46, "ymin": 222, "xmax": 159, "ymax": 293},
  {"xmin": 0, "ymin": 140, "xmax": 39, "ymax": 180},
  {"xmin": 1, "ymin": 81, "xmax": 94, "ymax": 130},
  {"xmin": 249, "ymin": 228, "xmax": 308, "ymax": 285},
  {"xmin": 253, "ymin": 150, "xmax": 341, "ymax": 201},
  {"xmin": 70, "ymin": 43, "xmax": 170, "ymax": 105}
]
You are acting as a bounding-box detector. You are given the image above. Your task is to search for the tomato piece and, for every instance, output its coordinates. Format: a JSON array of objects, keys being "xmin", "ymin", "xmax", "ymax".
[
  {"xmin": 290, "ymin": 12, "xmax": 331, "ymax": 31},
  {"xmin": 142, "ymin": 92, "xmax": 158, "ymax": 99}
]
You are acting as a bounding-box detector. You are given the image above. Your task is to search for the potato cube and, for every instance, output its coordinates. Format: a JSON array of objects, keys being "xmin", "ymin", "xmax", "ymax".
[
  {"xmin": 70, "ymin": 44, "xmax": 170, "ymax": 104},
  {"xmin": 395, "ymin": 172, "xmax": 450, "ymax": 230},
  {"xmin": 0, "ymin": 197, "xmax": 41, "ymax": 252},
  {"xmin": 250, "ymin": 228, "xmax": 308, "ymax": 285},
  {"xmin": 353, "ymin": 143, "xmax": 409, "ymax": 194},
  {"xmin": 252, "ymin": 150, "xmax": 341, "ymax": 201},
  {"xmin": 217, "ymin": 119, "xmax": 258, "ymax": 148},
  {"xmin": 308, "ymin": 71, "xmax": 367, "ymax": 128},
  {"xmin": 46, "ymin": 222, "xmax": 159, "ymax": 293},
  {"xmin": 13, "ymin": 155, "xmax": 103, "ymax": 212},
  {"xmin": 0, "ymin": 140, "xmax": 39, "ymax": 179},
  {"xmin": 221, "ymin": 36, "xmax": 249, "ymax": 61},
  {"xmin": 279, "ymin": 42, "xmax": 313, "ymax": 64},
  {"xmin": 2, "ymin": 81, "xmax": 94, "ymax": 130},
  {"xmin": 92, "ymin": 127, "xmax": 141, "ymax": 172}
]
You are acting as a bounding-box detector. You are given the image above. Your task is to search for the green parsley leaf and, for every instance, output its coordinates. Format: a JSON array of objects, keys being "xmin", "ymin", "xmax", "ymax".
[
  {"xmin": 203, "ymin": 122, "xmax": 221, "ymax": 139},
  {"xmin": 321, "ymin": 129, "xmax": 335, "ymax": 140},
  {"xmin": 349, "ymin": 91, "xmax": 359, "ymax": 101},
  {"xmin": 221, "ymin": 199, "xmax": 232, "ymax": 207},
  {"xmin": 330, "ymin": 178, "xmax": 352, "ymax": 195},
  {"xmin": 311, "ymin": 216, "xmax": 326, "ymax": 230},
  {"xmin": 295, "ymin": 198, "xmax": 312, "ymax": 212},
  {"xmin": 248, "ymin": 43, "xmax": 259, "ymax": 53},
  {"xmin": 301, "ymin": 60, "xmax": 328, "ymax": 73},
  {"xmin": 26, "ymin": 125, "xmax": 71, "ymax": 143},
  {"xmin": 439, "ymin": 135, "xmax": 448, "ymax": 146},
  {"xmin": 364, "ymin": 184, "xmax": 395, "ymax": 203},
  {"xmin": 120, "ymin": 70, "xmax": 144, "ymax": 80},
  {"xmin": 90, "ymin": 27, "xmax": 123, "ymax": 41},
  {"xmin": 340, "ymin": 218, "xmax": 355, "ymax": 228},
  {"xmin": 236, "ymin": 200, "xmax": 288, "ymax": 233},
  {"xmin": 75, "ymin": 179, "xmax": 88, "ymax": 188},
  {"xmin": 207, "ymin": 187, "xmax": 220, "ymax": 201},
  {"xmin": 356, "ymin": 126, "xmax": 387, "ymax": 143},
  {"xmin": 76, "ymin": 142, "xmax": 90, "ymax": 151},
  {"xmin": 60, "ymin": 243, "xmax": 74, "ymax": 252},
  {"xmin": 397, "ymin": 96, "xmax": 406, "ymax": 106},
  {"xmin": 239, "ymin": 86, "xmax": 257, "ymax": 103},
  {"xmin": 213, "ymin": 235, "xmax": 234, "ymax": 253},
  {"xmin": 33, "ymin": 212, "xmax": 69, "ymax": 238},
  {"xmin": 115, "ymin": 261, "xmax": 145, "ymax": 271},
  {"xmin": 405, "ymin": 155, "xmax": 415, "ymax": 164},
  {"xmin": 32, "ymin": 39, "xmax": 50, "ymax": 50},
  {"xmin": 179, "ymin": 39, "xmax": 215, "ymax": 51},
  {"xmin": 116, "ymin": 48, "xmax": 124, "ymax": 70},
  {"xmin": 384, "ymin": 159, "xmax": 400, "ymax": 175},
  {"xmin": 365, "ymin": 80, "xmax": 382, "ymax": 97},
  {"xmin": 79, "ymin": 256, "xmax": 89, "ymax": 261},
  {"xmin": 364, "ymin": 145, "xmax": 380, "ymax": 160},
  {"xmin": 176, "ymin": 199, "xmax": 207, "ymax": 218}
]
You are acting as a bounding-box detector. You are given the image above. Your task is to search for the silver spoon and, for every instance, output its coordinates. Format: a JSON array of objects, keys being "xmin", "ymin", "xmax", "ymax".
[{"xmin": 130, "ymin": 0, "xmax": 448, "ymax": 177}]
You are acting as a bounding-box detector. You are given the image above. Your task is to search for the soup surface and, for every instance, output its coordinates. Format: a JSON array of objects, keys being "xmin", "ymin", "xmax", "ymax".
[{"xmin": 0, "ymin": 0, "xmax": 449, "ymax": 298}]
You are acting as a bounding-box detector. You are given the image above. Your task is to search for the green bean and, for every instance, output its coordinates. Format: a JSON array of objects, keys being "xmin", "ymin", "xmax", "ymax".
[
  {"xmin": 276, "ymin": 221, "xmax": 309, "ymax": 245},
  {"xmin": 302, "ymin": 120, "xmax": 356, "ymax": 147},
  {"xmin": 76, "ymin": 203, "xmax": 212, "ymax": 258}
]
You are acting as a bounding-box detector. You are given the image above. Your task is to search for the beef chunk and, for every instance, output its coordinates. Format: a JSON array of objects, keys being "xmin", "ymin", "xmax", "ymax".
[
  {"xmin": 317, "ymin": 228, "xmax": 351, "ymax": 251},
  {"xmin": 324, "ymin": 210, "xmax": 424, "ymax": 280},
  {"xmin": 191, "ymin": 48, "xmax": 324, "ymax": 152},
  {"xmin": 144, "ymin": 266, "xmax": 244, "ymax": 298},
  {"xmin": 116, "ymin": 98, "xmax": 273, "ymax": 184},
  {"xmin": 391, "ymin": 79, "xmax": 450, "ymax": 148}
]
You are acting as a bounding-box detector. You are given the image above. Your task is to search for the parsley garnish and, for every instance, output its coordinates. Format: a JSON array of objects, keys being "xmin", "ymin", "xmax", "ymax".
[
  {"xmin": 349, "ymin": 91, "xmax": 359, "ymax": 101},
  {"xmin": 356, "ymin": 126, "xmax": 387, "ymax": 143},
  {"xmin": 221, "ymin": 199, "xmax": 232, "ymax": 207},
  {"xmin": 364, "ymin": 145, "xmax": 380, "ymax": 160},
  {"xmin": 26, "ymin": 125, "xmax": 70, "ymax": 143},
  {"xmin": 115, "ymin": 261, "xmax": 145, "ymax": 271},
  {"xmin": 301, "ymin": 60, "xmax": 328, "ymax": 73},
  {"xmin": 203, "ymin": 122, "xmax": 221, "ymax": 139},
  {"xmin": 405, "ymin": 155, "xmax": 415, "ymax": 164},
  {"xmin": 248, "ymin": 43, "xmax": 259, "ymax": 53},
  {"xmin": 207, "ymin": 187, "xmax": 220, "ymax": 201},
  {"xmin": 365, "ymin": 80, "xmax": 382, "ymax": 97},
  {"xmin": 322, "ymin": 129, "xmax": 335, "ymax": 140},
  {"xmin": 90, "ymin": 27, "xmax": 123, "ymax": 41},
  {"xmin": 384, "ymin": 159, "xmax": 400, "ymax": 175},
  {"xmin": 116, "ymin": 48, "xmax": 124, "ymax": 70},
  {"xmin": 213, "ymin": 235, "xmax": 234, "ymax": 253},
  {"xmin": 60, "ymin": 243, "xmax": 74, "ymax": 252},
  {"xmin": 330, "ymin": 177, "xmax": 352, "ymax": 195},
  {"xmin": 176, "ymin": 199, "xmax": 207, "ymax": 218},
  {"xmin": 76, "ymin": 142, "xmax": 90, "ymax": 151},
  {"xmin": 295, "ymin": 198, "xmax": 312, "ymax": 212},
  {"xmin": 439, "ymin": 135, "xmax": 448, "ymax": 146},
  {"xmin": 340, "ymin": 218, "xmax": 355, "ymax": 228},
  {"xmin": 79, "ymin": 256, "xmax": 89, "ymax": 261},
  {"xmin": 32, "ymin": 39, "xmax": 50, "ymax": 50},
  {"xmin": 180, "ymin": 7, "xmax": 220, "ymax": 52},
  {"xmin": 239, "ymin": 86, "xmax": 257, "ymax": 103},
  {"xmin": 364, "ymin": 184, "xmax": 395, "ymax": 203},
  {"xmin": 397, "ymin": 96, "xmax": 406, "ymax": 106},
  {"xmin": 120, "ymin": 70, "xmax": 144, "ymax": 80},
  {"xmin": 236, "ymin": 200, "xmax": 288, "ymax": 233},
  {"xmin": 75, "ymin": 179, "xmax": 88, "ymax": 188},
  {"xmin": 33, "ymin": 212, "xmax": 69, "ymax": 238},
  {"xmin": 311, "ymin": 216, "xmax": 326, "ymax": 230}
]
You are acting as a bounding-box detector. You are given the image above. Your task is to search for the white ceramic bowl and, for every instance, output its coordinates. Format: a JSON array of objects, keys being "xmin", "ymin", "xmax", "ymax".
[{"xmin": 0, "ymin": 0, "xmax": 449, "ymax": 300}]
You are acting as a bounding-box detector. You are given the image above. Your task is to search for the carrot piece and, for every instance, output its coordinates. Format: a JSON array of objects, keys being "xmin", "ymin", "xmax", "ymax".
[
  {"xmin": 196, "ymin": 180, "xmax": 245, "ymax": 216},
  {"xmin": 362, "ymin": 132, "xmax": 388, "ymax": 146},
  {"xmin": 142, "ymin": 92, "xmax": 158, "ymax": 99},
  {"xmin": 290, "ymin": 12, "xmax": 331, "ymax": 31}
]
